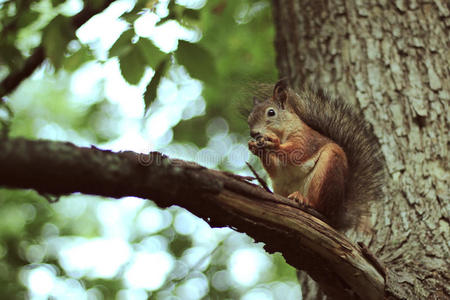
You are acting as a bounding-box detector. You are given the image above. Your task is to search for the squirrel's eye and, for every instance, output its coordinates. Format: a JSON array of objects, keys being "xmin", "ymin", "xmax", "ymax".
[{"xmin": 267, "ymin": 109, "xmax": 276, "ymax": 117}]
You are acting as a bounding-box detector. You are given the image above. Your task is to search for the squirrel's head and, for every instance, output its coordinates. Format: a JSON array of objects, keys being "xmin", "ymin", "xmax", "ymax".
[{"xmin": 247, "ymin": 79, "xmax": 305, "ymax": 141}]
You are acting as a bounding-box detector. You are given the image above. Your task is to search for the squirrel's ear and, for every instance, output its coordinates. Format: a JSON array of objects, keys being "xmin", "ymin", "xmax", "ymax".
[
  {"xmin": 253, "ymin": 96, "xmax": 263, "ymax": 105},
  {"xmin": 273, "ymin": 79, "xmax": 289, "ymax": 109}
]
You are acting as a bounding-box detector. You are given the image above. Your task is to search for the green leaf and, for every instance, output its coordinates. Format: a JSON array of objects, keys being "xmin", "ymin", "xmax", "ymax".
[
  {"xmin": 172, "ymin": 115, "xmax": 208, "ymax": 147},
  {"xmin": 42, "ymin": 15, "xmax": 75, "ymax": 70},
  {"xmin": 136, "ymin": 38, "xmax": 165, "ymax": 68},
  {"xmin": 169, "ymin": 234, "xmax": 192, "ymax": 258},
  {"xmin": 109, "ymin": 29, "xmax": 135, "ymax": 58},
  {"xmin": 91, "ymin": 0, "xmax": 106, "ymax": 10},
  {"xmin": 155, "ymin": 13, "xmax": 176, "ymax": 26},
  {"xmin": 17, "ymin": 10, "xmax": 40, "ymax": 28},
  {"xmin": 120, "ymin": 12, "xmax": 140, "ymax": 23},
  {"xmin": 175, "ymin": 40, "xmax": 216, "ymax": 82},
  {"xmin": 156, "ymin": 1, "xmax": 177, "ymax": 25},
  {"xmin": 0, "ymin": 44, "xmax": 23, "ymax": 70},
  {"xmin": 144, "ymin": 59, "xmax": 168, "ymax": 112},
  {"xmin": 182, "ymin": 9, "xmax": 200, "ymax": 20},
  {"xmin": 63, "ymin": 46, "xmax": 94, "ymax": 72},
  {"xmin": 120, "ymin": 0, "xmax": 148, "ymax": 23},
  {"xmin": 119, "ymin": 47, "xmax": 146, "ymax": 85},
  {"xmin": 51, "ymin": 0, "xmax": 65, "ymax": 6}
]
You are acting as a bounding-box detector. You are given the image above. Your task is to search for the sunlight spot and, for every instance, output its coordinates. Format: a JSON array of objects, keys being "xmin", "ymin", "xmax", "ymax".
[
  {"xmin": 134, "ymin": 13, "xmax": 159, "ymax": 37},
  {"xmin": 59, "ymin": 238, "xmax": 131, "ymax": 278},
  {"xmin": 41, "ymin": 223, "xmax": 60, "ymax": 239},
  {"xmin": 26, "ymin": 266, "xmax": 56, "ymax": 296},
  {"xmin": 104, "ymin": 129, "xmax": 153, "ymax": 152},
  {"xmin": 36, "ymin": 122, "xmax": 68, "ymax": 141},
  {"xmin": 206, "ymin": 117, "xmax": 229, "ymax": 138},
  {"xmin": 76, "ymin": 0, "xmax": 132, "ymax": 54},
  {"xmin": 211, "ymin": 270, "xmax": 230, "ymax": 291},
  {"xmin": 138, "ymin": 207, "xmax": 163, "ymax": 231},
  {"xmin": 178, "ymin": 79, "xmax": 202, "ymax": 101},
  {"xmin": 164, "ymin": 143, "xmax": 199, "ymax": 161},
  {"xmin": 25, "ymin": 244, "xmax": 46, "ymax": 263},
  {"xmin": 135, "ymin": 18, "xmax": 199, "ymax": 52},
  {"xmin": 70, "ymin": 62, "xmax": 104, "ymax": 99},
  {"xmin": 97, "ymin": 201, "xmax": 127, "ymax": 238},
  {"xmin": 176, "ymin": 276, "xmax": 209, "ymax": 300},
  {"xmin": 228, "ymin": 248, "xmax": 272, "ymax": 287},
  {"xmin": 182, "ymin": 95, "xmax": 206, "ymax": 120},
  {"xmin": 226, "ymin": 144, "xmax": 249, "ymax": 169},
  {"xmin": 124, "ymin": 251, "xmax": 174, "ymax": 290},
  {"xmin": 117, "ymin": 289, "xmax": 148, "ymax": 300},
  {"xmin": 272, "ymin": 281, "xmax": 302, "ymax": 300},
  {"xmin": 174, "ymin": 211, "xmax": 198, "ymax": 235},
  {"xmin": 103, "ymin": 59, "xmax": 147, "ymax": 118},
  {"xmin": 157, "ymin": 78, "xmax": 179, "ymax": 103},
  {"xmin": 241, "ymin": 287, "xmax": 273, "ymax": 300},
  {"xmin": 207, "ymin": 134, "xmax": 233, "ymax": 157},
  {"xmin": 191, "ymin": 220, "xmax": 218, "ymax": 246},
  {"xmin": 96, "ymin": 199, "xmax": 144, "ymax": 239},
  {"xmin": 195, "ymin": 148, "xmax": 221, "ymax": 168},
  {"xmin": 175, "ymin": 0, "xmax": 206, "ymax": 9},
  {"xmin": 137, "ymin": 206, "xmax": 171, "ymax": 235},
  {"xmin": 51, "ymin": 278, "xmax": 87, "ymax": 300},
  {"xmin": 137, "ymin": 235, "xmax": 169, "ymax": 253},
  {"xmin": 60, "ymin": 0, "xmax": 83, "ymax": 15},
  {"xmin": 53, "ymin": 195, "xmax": 88, "ymax": 219},
  {"xmin": 182, "ymin": 247, "xmax": 211, "ymax": 271},
  {"xmin": 146, "ymin": 109, "xmax": 175, "ymax": 141}
]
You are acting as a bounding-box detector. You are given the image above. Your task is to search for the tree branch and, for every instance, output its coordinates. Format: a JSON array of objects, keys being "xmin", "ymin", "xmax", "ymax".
[
  {"xmin": 0, "ymin": 138, "xmax": 386, "ymax": 299},
  {"xmin": 0, "ymin": 1, "xmax": 116, "ymax": 98}
]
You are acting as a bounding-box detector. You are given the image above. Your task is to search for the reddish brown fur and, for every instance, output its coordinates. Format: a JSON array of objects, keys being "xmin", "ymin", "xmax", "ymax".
[
  {"xmin": 262, "ymin": 127, "xmax": 348, "ymax": 214},
  {"xmin": 306, "ymin": 144, "xmax": 348, "ymax": 214},
  {"xmin": 248, "ymin": 80, "xmax": 353, "ymax": 229}
]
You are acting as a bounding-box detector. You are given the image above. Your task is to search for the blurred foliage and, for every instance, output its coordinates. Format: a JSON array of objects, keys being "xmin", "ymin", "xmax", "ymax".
[
  {"xmin": 0, "ymin": 0, "xmax": 298, "ymax": 299},
  {"xmin": 1, "ymin": 0, "xmax": 276, "ymax": 146}
]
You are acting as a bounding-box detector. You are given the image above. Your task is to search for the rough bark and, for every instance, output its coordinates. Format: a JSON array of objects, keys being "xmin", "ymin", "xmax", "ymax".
[
  {"xmin": 0, "ymin": 138, "xmax": 385, "ymax": 299},
  {"xmin": 272, "ymin": 1, "xmax": 449, "ymax": 299}
]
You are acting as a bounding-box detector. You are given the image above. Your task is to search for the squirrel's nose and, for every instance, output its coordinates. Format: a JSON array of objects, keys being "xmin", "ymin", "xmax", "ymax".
[{"xmin": 250, "ymin": 130, "xmax": 260, "ymax": 138}]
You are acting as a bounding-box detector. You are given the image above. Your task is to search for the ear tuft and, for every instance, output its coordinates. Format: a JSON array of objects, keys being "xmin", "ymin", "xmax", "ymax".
[
  {"xmin": 253, "ymin": 96, "xmax": 263, "ymax": 105},
  {"xmin": 273, "ymin": 78, "xmax": 289, "ymax": 109}
]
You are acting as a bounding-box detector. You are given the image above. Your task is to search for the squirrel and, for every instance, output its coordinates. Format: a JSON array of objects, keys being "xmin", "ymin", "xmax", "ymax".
[{"xmin": 247, "ymin": 79, "xmax": 384, "ymax": 230}]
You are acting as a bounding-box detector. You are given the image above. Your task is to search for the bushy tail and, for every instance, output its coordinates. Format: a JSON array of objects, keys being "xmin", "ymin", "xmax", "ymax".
[{"xmin": 290, "ymin": 88, "xmax": 385, "ymax": 230}]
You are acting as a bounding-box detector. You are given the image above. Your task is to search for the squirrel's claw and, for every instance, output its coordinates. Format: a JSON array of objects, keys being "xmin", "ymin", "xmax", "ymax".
[{"xmin": 288, "ymin": 191, "xmax": 311, "ymax": 206}]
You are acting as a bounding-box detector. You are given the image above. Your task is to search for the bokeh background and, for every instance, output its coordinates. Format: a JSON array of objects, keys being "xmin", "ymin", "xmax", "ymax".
[{"xmin": 0, "ymin": 0, "xmax": 302, "ymax": 299}]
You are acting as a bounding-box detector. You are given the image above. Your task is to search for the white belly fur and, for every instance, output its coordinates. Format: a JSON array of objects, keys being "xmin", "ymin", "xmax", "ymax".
[{"xmin": 271, "ymin": 157, "xmax": 318, "ymax": 197}]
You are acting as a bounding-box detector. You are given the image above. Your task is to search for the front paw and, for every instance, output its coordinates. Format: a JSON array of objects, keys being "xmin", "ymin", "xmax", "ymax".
[
  {"xmin": 249, "ymin": 135, "xmax": 280, "ymax": 156},
  {"xmin": 262, "ymin": 136, "xmax": 280, "ymax": 149},
  {"xmin": 288, "ymin": 191, "xmax": 311, "ymax": 206},
  {"xmin": 253, "ymin": 135, "xmax": 280, "ymax": 149},
  {"xmin": 248, "ymin": 139, "xmax": 260, "ymax": 154}
]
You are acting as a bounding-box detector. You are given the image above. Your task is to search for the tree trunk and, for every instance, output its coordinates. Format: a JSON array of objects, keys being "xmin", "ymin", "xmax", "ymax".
[{"xmin": 272, "ymin": 1, "xmax": 449, "ymax": 299}]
